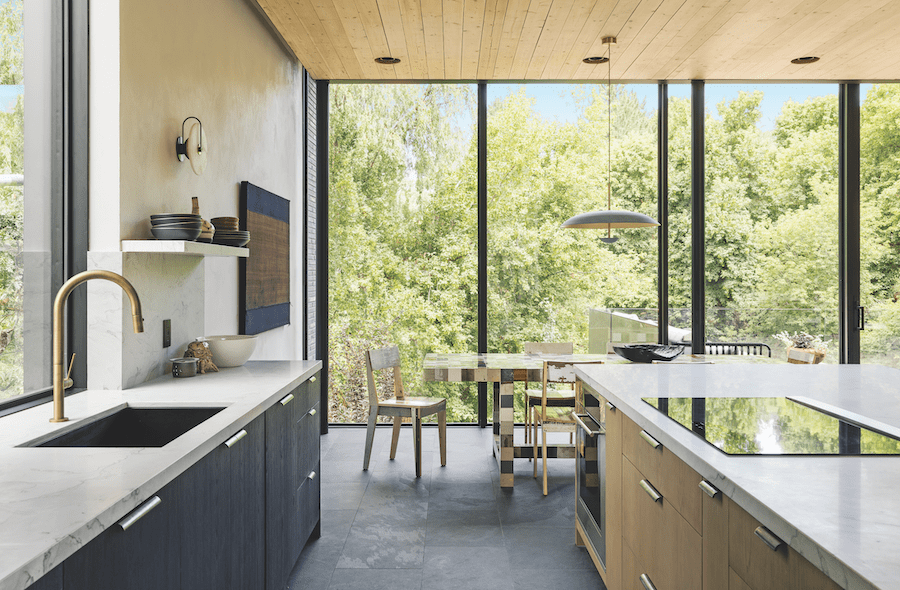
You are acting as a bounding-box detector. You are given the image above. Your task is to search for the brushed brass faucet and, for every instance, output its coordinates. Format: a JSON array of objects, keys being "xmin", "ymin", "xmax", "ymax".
[{"xmin": 51, "ymin": 270, "xmax": 144, "ymax": 422}]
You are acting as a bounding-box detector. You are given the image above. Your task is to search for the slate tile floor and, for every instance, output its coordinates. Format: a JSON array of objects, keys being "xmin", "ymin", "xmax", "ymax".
[{"xmin": 288, "ymin": 425, "xmax": 606, "ymax": 590}]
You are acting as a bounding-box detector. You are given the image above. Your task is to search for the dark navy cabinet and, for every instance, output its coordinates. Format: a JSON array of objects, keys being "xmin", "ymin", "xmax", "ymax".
[{"xmin": 38, "ymin": 371, "xmax": 321, "ymax": 590}]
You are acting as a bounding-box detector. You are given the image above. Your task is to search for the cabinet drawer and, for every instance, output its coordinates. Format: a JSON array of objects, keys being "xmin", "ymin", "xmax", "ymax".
[
  {"xmin": 300, "ymin": 371, "xmax": 321, "ymax": 413},
  {"xmin": 728, "ymin": 502, "xmax": 841, "ymax": 590},
  {"xmin": 297, "ymin": 460, "xmax": 321, "ymax": 545},
  {"xmin": 622, "ymin": 456, "xmax": 702, "ymax": 589},
  {"xmin": 622, "ymin": 414, "xmax": 702, "ymax": 534},
  {"xmin": 622, "ymin": 537, "xmax": 646, "ymax": 590},
  {"xmin": 297, "ymin": 401, "xmax": 321, "ymax": 480}
]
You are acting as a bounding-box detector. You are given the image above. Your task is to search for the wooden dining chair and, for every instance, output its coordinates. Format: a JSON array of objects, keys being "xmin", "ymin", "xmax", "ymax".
[
  {"xmin": 533, "ymin": 359, "xmax": 603, "ymax": 495},
  {"xmin": 363, "ymin": 345, "xmax": 447, "ymax": 477},
  {"xmin": 523, "ymin": 342, "xmax": 574, "ymax": 446}
]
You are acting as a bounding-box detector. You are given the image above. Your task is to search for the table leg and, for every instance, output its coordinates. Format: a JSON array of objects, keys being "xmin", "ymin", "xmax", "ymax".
[{"xmin": 496, "ymin": 371, "xmax": 515, "ymax": 488}]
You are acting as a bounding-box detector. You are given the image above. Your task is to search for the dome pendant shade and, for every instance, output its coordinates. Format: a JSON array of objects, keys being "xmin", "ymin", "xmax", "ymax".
[{"xmin": 562, "ymin": 209, "xmax": 660, "ymax": 229}]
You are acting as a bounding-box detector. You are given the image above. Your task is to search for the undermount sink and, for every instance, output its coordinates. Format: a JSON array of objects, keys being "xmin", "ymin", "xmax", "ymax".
[{"xmin": 27, "ymin": 406, "xmax": 226, "ymax": 448}]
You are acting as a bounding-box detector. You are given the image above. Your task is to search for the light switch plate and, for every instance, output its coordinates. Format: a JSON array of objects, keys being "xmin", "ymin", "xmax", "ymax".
[{"xmin": 163, "ymin": 319, "xmax": 171, "ymax": 348}]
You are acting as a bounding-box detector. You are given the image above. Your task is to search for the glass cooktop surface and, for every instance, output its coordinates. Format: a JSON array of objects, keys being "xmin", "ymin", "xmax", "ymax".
[{"xmin": 640, "ymin": 397, "xmax": 900, "ymax": 455}]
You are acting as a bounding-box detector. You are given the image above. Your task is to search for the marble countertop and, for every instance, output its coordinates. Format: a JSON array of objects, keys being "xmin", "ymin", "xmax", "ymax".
[
  {"xmin": 576, "ymin": 363, "xmax": 900, "ymax": 590},
  {"xmin": 0, "ymin": 360, "xmax": 321, "ymax": 590}
]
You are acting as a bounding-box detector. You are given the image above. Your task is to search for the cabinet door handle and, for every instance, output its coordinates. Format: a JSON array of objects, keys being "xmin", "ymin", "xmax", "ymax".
[
  {"xmin": 118, "ymin": 496, "xmax": 162, "ymax": 531},
  {"xmin": 308, "ymin": 408, "xmax": 317, "ymax": 417},
  {"xmin": 754, "ymin": 526, "xmax": 784, "ymax": 551},
  {"xmin": 574, "ymin": 413, "xmax": 604, "ymax": 436},
  {"xmin": 639, "ymin": 573, "xmax": 657, "ymax": 590},
  {"xmin": 606, "ymin": 401, "xmax": 616, "ymax": 411},
  {"xmin": 224, "ymin": 429, "xmax": 248, "ymax": 448},
  {"xmin": 308, "ymin": 471, "xmax": 317, "ymax": 480},
  {"xmin": 310, "ymin": 376, "xmax": 317, "ymax": 383},
  {"xmin": 639, "ymin": 430, "xmax": 661, "ymax": 449},
  {"xmin": 279, "ymin": 393, "xmax": 294, "ymax": 406},
  {"xmin": 699, "ymin": 480, "xmax": 720, "ymax": 498},
  {"xmin": 639, "ymin": 479, "xmax": 662, "ymax": 502}
]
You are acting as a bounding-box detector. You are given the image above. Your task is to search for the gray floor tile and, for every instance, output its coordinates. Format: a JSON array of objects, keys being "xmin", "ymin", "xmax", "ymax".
[
  {"xmin": 336, "ymin": 524, "xmax": 426, "ymax": 569},
  {"xmin": 510, "ymin": 567, "xmax": 607, "ymax": 589},
  {"xmin": 328, "ymin": 568, "xmax": 423, "ymax": 590},
  {"xmin": 422, "ymin": 546, "xmax": 515, "ymax": 590},
  {"xmin": 504, "ymin": 525, "xmax": 599, "ymax": 570}
]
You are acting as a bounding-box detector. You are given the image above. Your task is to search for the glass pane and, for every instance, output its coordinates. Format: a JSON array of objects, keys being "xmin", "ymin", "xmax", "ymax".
[
  {"xmin": 704, "ymin": 84, "xmax": 838, "ymax": 362},
  {"xmin": 2, "ymin": 0, "xmax": 53, "ymax": 401},
  {"xmin": 487, "ymin": 83, "xmax": 658, "ymax": 420},
  {"xmin": 861, "ymin": 83, "xmax": 900, "ymax": 368},
  {"xmin": 327, "ymin": 84, "xmax": 477, "ymax": 423}
]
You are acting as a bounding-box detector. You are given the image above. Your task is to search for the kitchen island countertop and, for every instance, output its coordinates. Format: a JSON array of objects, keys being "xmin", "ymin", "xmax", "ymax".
[
  {"xmin": 576, "ymin": 362, "xmax": 900, "ymax": 590},
  {"xmin": 0, "ymin": 360, "xmax": 321, "ymax": 590}
]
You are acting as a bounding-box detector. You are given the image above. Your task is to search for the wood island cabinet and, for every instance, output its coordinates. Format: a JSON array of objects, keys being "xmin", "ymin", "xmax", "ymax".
[
  {"xmin": 600, "ymin": 405, "xmax": 842, "ymax": 590},
  {"xmin": 42, "ymin": 371, "xmax": 322, "ymax": 590}
]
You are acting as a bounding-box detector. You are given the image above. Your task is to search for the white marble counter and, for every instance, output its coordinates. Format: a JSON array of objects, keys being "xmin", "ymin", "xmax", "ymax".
[
  {"xmin": 0, "ymin": 360, "xmax": 321, "ymax": 590},
  {"xmin": 576, "ymin": 363, "xmax": 900, "ymax": 590}
]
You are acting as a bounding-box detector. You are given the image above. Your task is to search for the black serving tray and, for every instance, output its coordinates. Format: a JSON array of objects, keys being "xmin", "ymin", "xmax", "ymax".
[{"xmin": 613, "ymin": 344, "xmax": 685, "ymax": 363}]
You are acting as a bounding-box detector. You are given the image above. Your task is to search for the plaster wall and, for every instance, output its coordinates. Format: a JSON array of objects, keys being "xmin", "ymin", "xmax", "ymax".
[{"xmin": 88, "ymin": 0, "xmax": 304, "ymax": 388}]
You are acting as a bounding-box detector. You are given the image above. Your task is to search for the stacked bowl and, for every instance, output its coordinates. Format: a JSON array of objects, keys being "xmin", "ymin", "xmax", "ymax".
[
  {"xmin": 150, "ymin": 213, "xmax": 202, "ymax": 241},
  {"xmin": 210, "ymin": 216, "xmax": 250, "ymax": 247}
]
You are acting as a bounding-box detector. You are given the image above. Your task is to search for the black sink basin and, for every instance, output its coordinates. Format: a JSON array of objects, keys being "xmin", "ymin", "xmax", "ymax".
[{"xmin": 34, "ymin": 407, "xmax": 226, "ymax": 448}]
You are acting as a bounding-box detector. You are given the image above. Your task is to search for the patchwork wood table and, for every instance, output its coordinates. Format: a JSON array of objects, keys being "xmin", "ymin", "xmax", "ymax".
[{"xmin": 423, "ymin": 352, "xmax": 609, "ymax": 488}]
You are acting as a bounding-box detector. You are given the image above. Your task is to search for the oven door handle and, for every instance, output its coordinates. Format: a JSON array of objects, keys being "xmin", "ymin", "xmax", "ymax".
[{"xmin": 574, "ymin": 413, "xmax": 605, "ymax": 437}]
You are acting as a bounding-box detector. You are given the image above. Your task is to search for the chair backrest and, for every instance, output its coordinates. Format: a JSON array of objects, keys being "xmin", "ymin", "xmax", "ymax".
[
  {"xmin": 524, "ymin": 342, "xmax": 574, "ymax": 355},
  {"xmin": 705, "ymin": 342, "xmax": 772, "ymax": 357},
  {"xmin": 542, "ymin": 359, "xmax": 604, "ymax": 393},
  {"xmin": 365, "ymin": 345, "xmax": 404, "ymax": 407}
]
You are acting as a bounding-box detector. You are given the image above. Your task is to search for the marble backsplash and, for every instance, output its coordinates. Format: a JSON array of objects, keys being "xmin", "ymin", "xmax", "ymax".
[{"xmin": 87, "ymin": 251, "xmax": 204, "ymax": 390}]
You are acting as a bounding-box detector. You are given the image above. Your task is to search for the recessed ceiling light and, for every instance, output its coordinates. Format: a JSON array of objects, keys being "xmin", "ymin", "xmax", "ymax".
[
  {"xmin": 375, "ymin": 57, "xmax": 401, "ymax": 65},
  {"xmin": 791, "ymin": 56, "xmax": 820, "ymax": 65},
  {"xmin": 582, "ymin": 56, "xmax": 609, "ymax": 64}
]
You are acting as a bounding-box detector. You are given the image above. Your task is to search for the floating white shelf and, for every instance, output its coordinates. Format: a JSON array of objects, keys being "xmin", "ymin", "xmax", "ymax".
[{"xmin": 120, "ymin": 240, "xmax": 249, "ymax": 258}]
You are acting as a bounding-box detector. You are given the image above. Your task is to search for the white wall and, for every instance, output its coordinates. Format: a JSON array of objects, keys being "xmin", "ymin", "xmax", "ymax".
[{"xmin": 88, "ymin": 0, "xmax": 304, "ymax": 388}]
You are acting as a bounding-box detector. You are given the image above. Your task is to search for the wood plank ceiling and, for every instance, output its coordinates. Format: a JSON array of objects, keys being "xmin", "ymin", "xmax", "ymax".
[{"xmin": 254, "ymin": 0, "xmax": 900, "ymax": 81}]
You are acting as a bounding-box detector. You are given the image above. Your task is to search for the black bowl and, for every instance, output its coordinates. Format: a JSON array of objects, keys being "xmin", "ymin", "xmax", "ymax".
[{"xmin": 613, "ymin": 344, "xmax": 685, "ymax": 363}]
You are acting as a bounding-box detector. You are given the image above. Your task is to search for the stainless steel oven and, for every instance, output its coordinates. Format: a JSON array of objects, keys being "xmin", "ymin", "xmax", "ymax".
[{"xmin": 574, "ymin": 385, "xmax": 606, "ymax": 569}]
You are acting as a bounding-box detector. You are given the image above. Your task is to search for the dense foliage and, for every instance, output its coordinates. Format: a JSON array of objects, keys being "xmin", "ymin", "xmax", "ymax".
[{"xmin": 328, "ymin": 81, "xmax": 900, "ymax": 423}]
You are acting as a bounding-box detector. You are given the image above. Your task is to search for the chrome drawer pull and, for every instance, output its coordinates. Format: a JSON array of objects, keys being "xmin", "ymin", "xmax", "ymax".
[
  {"xmin": 224, "ymin": 429, "xmax": 248, "ymax": 448},
  {"xmin": 310, "ymin": 376, "xmax": 317, "ymax": 383},
  {"xmin": 639, "ymin": 479, "xmax": 662, "ymax": 502},
  {"xmin": 606, "ymin": 401, "xmax": 616, "ymax": 411},
  {"xmin": 118, "ymin": 496, "xmax": 162, "ymax": 531},
  {"xmin": 308, "ymin": 471, "xmax": 317, "ymax": 480},
  {"xmin": 699, "ymin": 480, "xmax": 720, "ymax": 498},
  {"xmin": 279, "ymin": 393, "xmax": 294, "ymax": 406},
  {"xmin": 639, "ymin": 573, "xmax": 657, "ymax": 590},
  {"xmin": 754, "ymin": 526, "xmax": 783, "ymax": 551},
  {"xmin": 573, "ymin": 413, "xmax": 604, "ymax": 436},
  {"xmin": 309, "ymin": 408, "xmax": 317, "ymax": 417},
  {"xmin": 639, "ymin": 430, "xmax": 661, "ymax": 449}
]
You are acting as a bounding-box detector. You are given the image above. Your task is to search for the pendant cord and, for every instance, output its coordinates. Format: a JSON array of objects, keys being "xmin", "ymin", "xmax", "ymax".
[{"xmin": 607, "ymin": 41, "xmax": 612, "ymax": 238}]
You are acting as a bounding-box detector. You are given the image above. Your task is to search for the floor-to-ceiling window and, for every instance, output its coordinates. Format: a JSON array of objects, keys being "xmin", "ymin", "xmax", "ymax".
[
  {"xmin": 327, "ymin": 84, "xmax": 477, "ymax": 423},
  {"xmin": 703, "ymin": 84, "xmax": 839, "ymax": 361},
  {"xmin": 667, "ymin": 84, "xmax": 692, "ymax": 344},
  {"xmin": 0, "ymin": 0, "xmax": 56, "ymax": 405},
  {"xmin": 861, "ymin": 83, "xmax": 900, "ymax": 368},
  {"xmin": 486, "ymin": 83, "xmax": 658, "ymax": 420}
]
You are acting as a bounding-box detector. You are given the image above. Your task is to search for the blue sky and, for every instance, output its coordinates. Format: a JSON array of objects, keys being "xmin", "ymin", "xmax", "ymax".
[
  {"xmin": 490, "ymin": 83, "xmax": 874, "ymax": 131},
  {"xmin": 0, "ymin": 85, "xmax": 23, "ymax": 112}
]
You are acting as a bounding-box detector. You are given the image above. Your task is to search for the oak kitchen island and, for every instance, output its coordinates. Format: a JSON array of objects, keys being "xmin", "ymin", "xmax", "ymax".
[
  {"xmin": 575, "ymin": 363, "xmax": 900, "ymax": 590},
  {"xmin": 0, "ymin": 360, "xmax": 321, "ymax": 590}
]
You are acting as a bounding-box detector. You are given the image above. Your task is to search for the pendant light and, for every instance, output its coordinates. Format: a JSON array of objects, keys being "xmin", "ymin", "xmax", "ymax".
[{"xmin": 562, "ymin": 36, "xmax": 659, "ymax": 242}]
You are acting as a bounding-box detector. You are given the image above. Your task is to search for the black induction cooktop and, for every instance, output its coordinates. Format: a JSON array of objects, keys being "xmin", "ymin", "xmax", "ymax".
[{"xmin": 641, "ymin": 397, "xmax": 900, "ymax": 455}]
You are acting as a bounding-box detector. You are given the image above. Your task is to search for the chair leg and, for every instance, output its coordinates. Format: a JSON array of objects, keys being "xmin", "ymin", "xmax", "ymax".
[
  {"xmin": 363, "ymin": 408, "xmax": 378, "ymax": 471},
  {"xmin": 533, "ymin": 410, "xmax": 539, "ymax": 479},
  {"xmin": 389, "ymin": 417, "xmax": 402, "ymax": 460},
  {"xmin": 525, "ymin": 398, "xmax": 530, "ymax": 445},
  {"xmin": 413, "ymin": 411, "xmax": 422, "ymax": 478},
  {"xmin": 542, "ymin": 429, "xmax": 548, "ymax": 496},
  {"xmin": 438, "ymin": 410, "xmax": 447, "ymax": 467}
]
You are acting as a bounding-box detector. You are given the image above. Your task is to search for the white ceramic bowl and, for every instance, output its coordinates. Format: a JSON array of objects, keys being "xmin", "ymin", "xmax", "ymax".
[{"xmin": 204, "ymin": 335, "xmax": 258, "ymax": 367}]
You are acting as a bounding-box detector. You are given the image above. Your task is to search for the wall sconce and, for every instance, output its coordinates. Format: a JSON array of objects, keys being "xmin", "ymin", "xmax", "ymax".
[{"xmin": 175, "ymin": 117, "xmax": 208, "ymax": 175}]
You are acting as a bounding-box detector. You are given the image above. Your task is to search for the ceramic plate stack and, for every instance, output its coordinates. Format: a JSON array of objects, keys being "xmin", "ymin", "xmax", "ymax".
[
  {"xmin": 150, "ymin": 213, "xmax": 202, "ymax": 241},
  {"xmin": 210, "ymin": 217, "xmax": 249, "ymax": 247}
]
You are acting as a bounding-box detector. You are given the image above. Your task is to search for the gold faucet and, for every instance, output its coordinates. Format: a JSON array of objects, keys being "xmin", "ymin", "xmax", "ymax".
[{"xmin": 51, "ymin": 270, "xmax": 144, "ymax": 423}]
